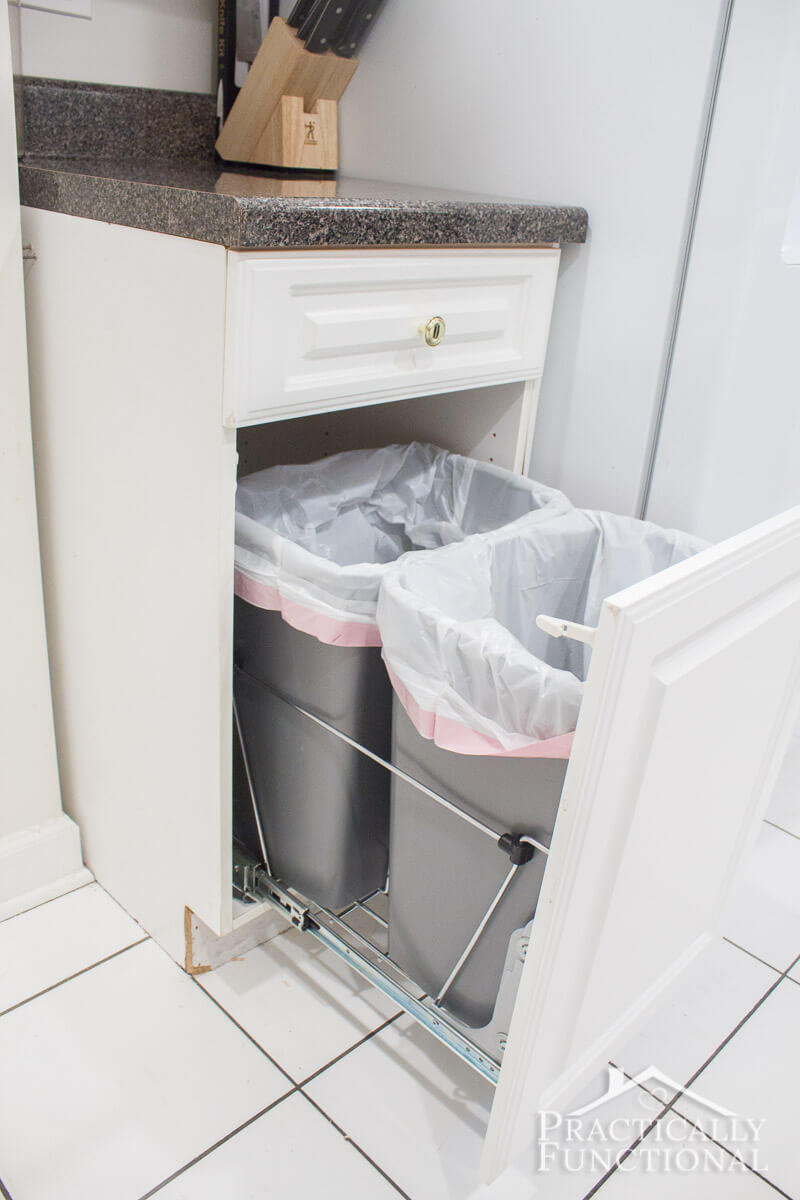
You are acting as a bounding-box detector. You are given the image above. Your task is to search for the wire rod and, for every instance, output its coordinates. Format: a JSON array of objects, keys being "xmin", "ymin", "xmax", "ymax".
[
  {"xmin": 354, "ymin": 897, "xmax": 389, "ymax": 929},
  {"xmin": 436, "ymin": 863, "xmax": 520, "ymax": 1004},
  {"xmin": 232, "ymin": 692, "xmax": 272, "ymax": 876},
  {"xmin": 236, "ymin": 667, "xmax": 507, "ymax": 845}
]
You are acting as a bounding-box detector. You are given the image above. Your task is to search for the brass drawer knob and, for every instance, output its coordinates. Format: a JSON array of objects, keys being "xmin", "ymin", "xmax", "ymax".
[{"xmin": 422, "ymin": 315, "xmax": 446, "ymax": 347}]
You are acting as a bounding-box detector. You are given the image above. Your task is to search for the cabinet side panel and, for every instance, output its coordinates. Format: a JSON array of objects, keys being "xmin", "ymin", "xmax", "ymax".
[
  {"xmin": 22, "ymin": 209, "xmax": 233, "ymax": 961},
  {"xmin": 1, "ymin": 22, "xmax": 63, "ymax": 842}
]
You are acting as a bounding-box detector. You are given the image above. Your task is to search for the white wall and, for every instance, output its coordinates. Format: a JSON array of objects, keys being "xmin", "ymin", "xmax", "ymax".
[
  {"xmin": 336, "ymin": 0, "xmax": 725, "ymax": 512},
  {"xmin": 646, "ymin": 0, "xmax": 800, "ymax": 542},
  {"xmin": 8, "ymin": 0, "xmax": 19, "ymax": 73},
  {"xmin": 19, "ymin": 0, "xmax": 217, "ymax": 93}
]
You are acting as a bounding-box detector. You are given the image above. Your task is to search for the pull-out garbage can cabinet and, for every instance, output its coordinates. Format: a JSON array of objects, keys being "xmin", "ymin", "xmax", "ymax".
[
  {"xmin": 232, "ymin": 443, "xmax": 570, "ymax": 910},
  {"xmin": 378, "ymin": 507, "xmax": 707, "ymax": 1028}
]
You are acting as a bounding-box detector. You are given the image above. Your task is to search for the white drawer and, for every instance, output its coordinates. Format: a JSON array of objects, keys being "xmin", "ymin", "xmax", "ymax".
[{"xmin": 225, "ymin": 248, "xmax": 561, "ymax": 426}]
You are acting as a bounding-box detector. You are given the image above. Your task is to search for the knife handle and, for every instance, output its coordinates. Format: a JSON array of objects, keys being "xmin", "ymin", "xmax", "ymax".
[
  {"xmin": 335, "ymin": 0, "xmax": 388, "ymax": 58},
  {"xmin": 287, "ymin": 0, "xmax": 318, "ymax": 28},
  {"xmin": 305, "ymin": 0, "xmax": 354, "ymax": 54},
  {"xmin": 297, "ymin": 0, "xmax": 329, "ymax": 40}
]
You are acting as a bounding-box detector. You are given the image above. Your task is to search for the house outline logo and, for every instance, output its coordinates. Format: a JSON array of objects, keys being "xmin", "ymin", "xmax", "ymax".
[
  {"xmin": 567, "ymin": 1065, "xmax": 736, "ymax": 1118},
  {"xmin": 536, "ymin": 1066, "xmax": 766, "ymax": 1176}
]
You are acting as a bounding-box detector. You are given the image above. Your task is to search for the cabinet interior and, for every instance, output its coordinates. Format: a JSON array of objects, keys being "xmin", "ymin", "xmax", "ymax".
[
  {"xmin": 234, "ymin": 381, "xmax": 533, "ymax": 479},
  {"xmin": 230, "ymin": 379, "xmax": 564, "ymax": 1086}
]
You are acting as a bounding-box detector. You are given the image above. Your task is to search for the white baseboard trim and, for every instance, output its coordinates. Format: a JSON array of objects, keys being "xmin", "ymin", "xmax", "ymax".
[{"xmin": 0, "ymin": 814, "xmax": 93, "ymax": 921}]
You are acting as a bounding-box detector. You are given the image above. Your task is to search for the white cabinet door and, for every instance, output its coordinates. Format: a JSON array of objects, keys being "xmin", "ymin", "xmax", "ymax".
[{"xmin": 483, "ymin": 506, "xmax": 800, "ymax": 1180}]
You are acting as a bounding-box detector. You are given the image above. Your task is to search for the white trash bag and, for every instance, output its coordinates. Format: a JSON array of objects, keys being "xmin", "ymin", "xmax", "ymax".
[
  {"xmin": 377, "ymin": 507, "xmax": 708, "ymax": 756},
  {"xmin": 234, "ymin": 443, "xmax": 571, "ymax": 647}
]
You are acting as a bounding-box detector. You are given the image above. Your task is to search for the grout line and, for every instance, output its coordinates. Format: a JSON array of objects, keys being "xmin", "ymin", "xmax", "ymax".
[
  {"xmin": 0, "ymin": 1173, "xmax": 13, "ymax": 1200},
  {"xmin": 135, "ymin": 1090, "xmax": 298, "ymax": 1200},
  {"xmin": 171, "ymin": 966, "xmax": 403, "ymax": 1195},
  {"xmin": 582, "ymin": 952, "xmax": 800, "ymax": 1197},
  {"xmin": 137, "ymin": 1011, "xmax": 408, "ymax": 1200},
  {"xmin": 669, "ymin": 946, "xmax": 800, "ymax": 1094},
  {"xmin": 779, "ymin": 952, "xmax": 800, "ymax": 978},
  {"xmin": 188, "ymin": 975, "xmax": 298, "ymax": 1088},
  {"xmin": 607, "ymin": 1066, "xmax": 794, "ymax": 1199},
  {"xmin": 586, "ymin": 1071, "xmax": 794, "ymax": 1200},
  {"xmin": 191, "ymin": 968, "xmax": 401, "ymax": 1093},
  {"xmin": 662, "ymin": 1109, "xmax": 795, "ymax": 1199},
  {"xmin": 0, "ymin": 936, "xmax": 149, "ymax": 1020},
  {"xmin": 763, "ymin": 818, "xmax": 800, "ymax": 844},
  {"xmin": 0, "ymin": 877, "xmax": 96, "ymax": 925},
  {"xmin": 722, "ymin": 936, "xmax": 786, "ymax": 976},
  {"xmin": 738, "ymin": 1172, "xmax": 795, "ymax": 1199},
  {"xmin": 299, "ymin": 1091, "xmax": 414, "ymax": 1200},
  {"xmin": 580, "ymin": 1098, "xmax": 667, "ymax": 1200},
  {"xmin": 298, "ymin": 1011, "xmax": 402, "ymax": 1088}
]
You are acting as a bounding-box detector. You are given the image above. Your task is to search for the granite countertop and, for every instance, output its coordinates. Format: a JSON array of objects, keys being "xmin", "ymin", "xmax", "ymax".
[{"xmin": 18, "ymin": 78, "xmax": 588, "ymax": 251}]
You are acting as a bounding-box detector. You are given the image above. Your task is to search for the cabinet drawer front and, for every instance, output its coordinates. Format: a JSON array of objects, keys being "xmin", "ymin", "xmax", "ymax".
[{"xmin": 226, "ymin": 249, "xmax": 560, "ymax": 426}]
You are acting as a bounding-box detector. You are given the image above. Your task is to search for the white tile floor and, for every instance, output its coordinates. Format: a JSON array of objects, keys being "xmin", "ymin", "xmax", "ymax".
[{"xmin": 1, "ymin": 808, "xmax": 799, "ymax": 1199}]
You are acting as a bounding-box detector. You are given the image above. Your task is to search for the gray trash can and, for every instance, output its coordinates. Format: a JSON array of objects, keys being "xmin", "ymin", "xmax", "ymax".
[
  {"xmin": 234, "ymin": 606, "xmax": 391, "ymax": 909},
  {"xmin": 378, "ymin": 507, "xmax": 707, "ymax": 1026},
  {"xmin": 389, "ymin": 704, "xmax": 566, "ymax": 1029},
  {"xmin": 233, "ymin": 443, "xmax": 571, "ymax": 910}
]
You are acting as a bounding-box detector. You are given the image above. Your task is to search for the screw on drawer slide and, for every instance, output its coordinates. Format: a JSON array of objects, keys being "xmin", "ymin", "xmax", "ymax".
[
  {"xmin": 252, "ymin": 870, "xmax": 311, "ymax": 931},
  {"xmin": 233, "ymin": 843, "xmax": 311, "ymax": 930}
]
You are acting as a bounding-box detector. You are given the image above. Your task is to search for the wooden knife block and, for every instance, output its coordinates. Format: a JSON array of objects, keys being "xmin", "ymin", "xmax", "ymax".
[{"xmin": 215, "ymin": 16, "xmax": 358, "ymax": 171}]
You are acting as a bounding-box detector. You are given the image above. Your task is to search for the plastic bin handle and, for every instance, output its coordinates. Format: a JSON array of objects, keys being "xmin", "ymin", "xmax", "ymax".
[{"xmin": 536, "ymin": 614, "xmax": 597, "ymax": 648}]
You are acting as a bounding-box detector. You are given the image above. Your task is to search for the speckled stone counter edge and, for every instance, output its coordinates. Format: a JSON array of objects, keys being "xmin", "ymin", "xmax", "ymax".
[
  {"xmin": 18, "ymin": 78, "xmax": 589, "ymax": 250},
  {"xmin": 19, "ymin": 161, "xmax": 589, "ymax": 249}
]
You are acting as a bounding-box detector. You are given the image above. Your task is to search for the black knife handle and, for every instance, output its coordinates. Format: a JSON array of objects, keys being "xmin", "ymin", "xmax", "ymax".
[
  {"xmin": 287, "ymin": 0, "xmax": 318, "ymax": 28},
  {"xmin": 305, "ymin": 0, "xmax": 354, "ymax": 53},
  {"xmin": 297, "ymin": 0, "xmax": 328, "ymax": 40},
  {"xmin": 335, "ymin": 0, "xmax": 388, "ymax": 57}
]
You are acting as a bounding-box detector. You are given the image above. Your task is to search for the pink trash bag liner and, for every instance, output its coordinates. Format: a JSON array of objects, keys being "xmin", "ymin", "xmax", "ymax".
[
  {"xmin": 378, "ymin": 507, "xmax": 707, "ymax": 757},
  {"xmin": 234, "ymin": 443, "xmax": 571, "ymax": 648}
]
